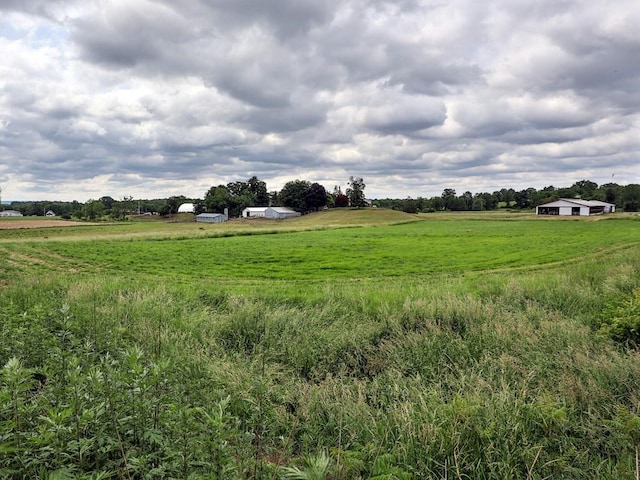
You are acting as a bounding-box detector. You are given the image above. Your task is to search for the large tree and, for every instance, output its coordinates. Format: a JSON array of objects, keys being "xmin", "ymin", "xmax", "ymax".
[
  {"xmin": 248, "ymin": 176, "xmax": 269, "ymax": 206},
  {"xmin": 279, "ymin": 180, "xmax": 311, "ymax": 213},
  {"xmin": 305, "ymin": 183, "xmax": 328, "ymax": 211},
  {"xmin": 346, "ymin": 176, "xmax": 366, "ymax": 207}
]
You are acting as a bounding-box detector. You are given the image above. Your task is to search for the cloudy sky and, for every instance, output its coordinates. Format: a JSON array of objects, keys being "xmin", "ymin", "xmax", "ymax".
[{"xmin": 0, "ymin": 0, "xmax": 638, "ymax": 201}]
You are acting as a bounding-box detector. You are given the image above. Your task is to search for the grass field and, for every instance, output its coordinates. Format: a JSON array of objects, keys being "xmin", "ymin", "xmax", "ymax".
[{"xmin": 1, "ymin": 210, "xmax": 639, "ymax": 479}]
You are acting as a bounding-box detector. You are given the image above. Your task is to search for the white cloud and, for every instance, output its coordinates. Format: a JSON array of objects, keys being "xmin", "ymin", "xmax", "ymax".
[{"xmin": 0, "ymin": 0, "xmax": 638, "ymax": 201}]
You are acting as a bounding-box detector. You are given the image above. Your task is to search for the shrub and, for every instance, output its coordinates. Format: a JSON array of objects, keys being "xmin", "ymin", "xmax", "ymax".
[{"xmin": 598, "ymin": 288, "xmax": 640, "ymax": 347}]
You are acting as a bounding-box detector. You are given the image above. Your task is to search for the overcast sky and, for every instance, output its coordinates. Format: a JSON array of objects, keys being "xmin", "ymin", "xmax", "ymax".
[{"xmin": 0, "ymin": 0, "xmax": 638, "ymax": 201}]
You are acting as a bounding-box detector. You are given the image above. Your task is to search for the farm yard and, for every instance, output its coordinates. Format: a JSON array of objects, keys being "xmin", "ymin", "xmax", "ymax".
[{"xmin": 1, "ymin": 210, "xmax": 640, "ymax": 479}]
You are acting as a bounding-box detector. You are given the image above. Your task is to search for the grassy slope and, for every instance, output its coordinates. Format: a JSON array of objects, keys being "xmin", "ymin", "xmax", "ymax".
[{"xmin": 1, "ymin": 211, "xmax": 640, "ymax": 478}]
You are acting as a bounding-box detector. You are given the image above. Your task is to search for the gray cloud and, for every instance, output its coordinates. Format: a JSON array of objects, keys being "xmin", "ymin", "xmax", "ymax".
[{"xmin": 0, "ymin": 0, "xmax": 638, "ymax": 201}]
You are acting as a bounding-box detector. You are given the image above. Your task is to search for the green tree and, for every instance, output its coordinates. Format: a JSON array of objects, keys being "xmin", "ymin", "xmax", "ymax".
[
  {"xmin": 346, "ymin": 177, "xmax": 366, "ymax": 207},
  {"xmin": 83, "ymin": 200, "xmax": 104, "ymax": 220},
  {"xmin": 204, "ymin": 185, "xmax": 232, "ymax": 213},
  {"xmin": 402, "ymin": 198, "xmax": 418, "ymax": 213},
  {"xmin": 441, "ymin": 189, "xmax": 457, "ymax": 210},
  {"xmin": 161, "ymin": 196, "xmax": 187, "ymax": 216},
  {"xmin": 572, "ymin": 180, "xmax": 598, "ymax": 199},
  {"xmin": 305, "ymin": 183, "xmax": 328, "ymax": 211},
  {"xmin": 279, "ymin": 180, "xmax": 311, "ymax": 213},
  {"xmin": 248, "ymin": 176, "xmax": 269, "ymax": 206},
  {"xmin": 622, "ymin": 184, "xmax": 640, "ymax": 211}
]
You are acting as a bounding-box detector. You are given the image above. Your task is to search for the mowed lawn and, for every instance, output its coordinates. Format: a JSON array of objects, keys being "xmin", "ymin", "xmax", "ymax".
[{"xmin": 4, "ymin": 215, "xmax": 638, "ymax": 281}]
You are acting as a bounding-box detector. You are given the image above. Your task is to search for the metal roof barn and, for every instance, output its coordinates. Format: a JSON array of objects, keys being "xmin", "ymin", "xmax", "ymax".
[{"xmin": 536, "ymin": 198, "xmax": 616, "ymax": 216}]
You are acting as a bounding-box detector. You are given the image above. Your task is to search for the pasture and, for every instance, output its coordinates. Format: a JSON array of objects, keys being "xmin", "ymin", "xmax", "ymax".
[{"xmin": 1, "ymin": 210, "xmax": 639, "ymax": 479}]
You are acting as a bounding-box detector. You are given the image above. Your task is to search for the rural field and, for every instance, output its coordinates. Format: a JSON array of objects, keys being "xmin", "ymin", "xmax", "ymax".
[{"xmin": 1, "ymin": 210, "xmax": 639, "ymax": 479}]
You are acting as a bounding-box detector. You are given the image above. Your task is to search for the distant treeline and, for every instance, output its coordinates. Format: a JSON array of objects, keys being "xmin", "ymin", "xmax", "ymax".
[
  {"xmin": 374, "ymin": 180, "xmax": 640, "ymax": 213},
  {"xmin": 5, "ymin": 179, "xmax": 640, "ymax": 220}
]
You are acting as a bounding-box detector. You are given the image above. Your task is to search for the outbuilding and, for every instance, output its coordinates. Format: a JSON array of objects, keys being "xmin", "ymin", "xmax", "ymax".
[
  {"xmin": 536, "ymin": 198, "xmax": 616, "ymax": 216},
  {"xmin": 177, "ymin": 203, "xmax": 195, "ymax": 213},
  {"xmin": 242, "ymin": 206, "xmax": 301, "ymax": 219},
  {"xmin": 242, "ymin": 207, "xmax": 268, "ymax": 218},
  {"xmin": 196, "ymin": 208, "xmax": 229, "ymax": 223},
  {"xmin": 0, "ymin": 210, "xmax": 23, "ymax": 217},
  {"xmin": 264, "ymin": 207, "xmax": 301, "ymax": 219}
]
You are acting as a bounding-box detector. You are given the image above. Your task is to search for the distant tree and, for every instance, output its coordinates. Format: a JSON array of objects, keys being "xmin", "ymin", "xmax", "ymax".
[
  {"xmin": 622, "ymin": 184, "xmax": 640, "ymax": 211},
  {"xmin": 161, "ymin": 196, "xmax": 187, "ymax": 216},
  {"xmin": 99, "ymin": 196, "xmax": 115, "ymax": 212},
  {"xmin": 334, "ymin": 193, "xmax": 349, "ymax": 208},
  {"xmin": 441, "ymin": 189, "xmax": 457, "ymax": 210},
  {"xmin": 305, "ymin": 183, "xmax": 328, "ymax": 211},
  {"xmin": 598, "ymin": 183, "xmax": 621, "ymax": 204},
  {"xmin": 204, "ymin": 185, "xmax": 227, "ymax": 211},
  {"xmin": 431, "ymin": 196, "xmax": 444, "ymax": 211},
  {"xmin": 402, "ymin": 198, "xmax": 418, "ymax": 213},
  {"xmin": 572, "ymin": 180, "xmax": 598, "ymax": 199},
  {"xmin": 461, "ymin": 191, "xmax": 473, "ymax": 210},
  {"xmin": 193, "ymin": 199, "xmax": 205, "ymax": 215},
  {"xmin": 248, "ymin": 176, "xmax": 269, "ymax": 206},
  {"xmin": 83, "ymin": 200, "xmax": 104, "ymax": 220},
  {"xmin": 346, "ymin": 176, "xmax": 366, "ymax": 207},
  {"xmin": 279, "ymin": 180, "xmax": 311, "ymax": 213},
  {"xmin": 472, "ymin": 196, "xmax": 485, "ymax": 211},
  {"xmin": 514, "ymin": 188, "xmax": 537, "ymax": 209}
]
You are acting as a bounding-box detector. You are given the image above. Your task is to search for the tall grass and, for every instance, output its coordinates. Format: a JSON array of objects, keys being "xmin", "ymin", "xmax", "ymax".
[{"xmin": 1, "ymin": 220, "xmax": 639, "ymax": 478}]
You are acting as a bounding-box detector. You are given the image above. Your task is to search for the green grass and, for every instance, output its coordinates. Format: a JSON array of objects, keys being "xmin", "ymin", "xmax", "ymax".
[
  {"xmin": 1, "ymin": 210, "xmax": 640, "ymax": 479},
  {"xmin": 2, "ymin": 215, "xmax": 637, "ymax": 283}
]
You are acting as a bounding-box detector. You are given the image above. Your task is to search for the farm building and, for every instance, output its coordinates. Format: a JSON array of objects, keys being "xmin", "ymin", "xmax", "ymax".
[
  {"xmin": 536, "ymin": 198, "xmax": 616, "ymax": 216},
  {"xmin": 0, "ymin": 210, "xmax": 23, "ymax": 217},
  {"xmin": 265, "ymin": 207, "xmax": 301, "ymax": 219},
  {"xmin": 242, "ymin": 207, "xmax": 267, "ymax": 218},
  {"xmin": 177, "ymin": 203, "xmax": 195, "ymax": 213},
  {"xmin": 242, "ymin": 206, "xmax": 301, "ymax": 219},
  {"xmin": 196, "ymin": 209, "xmax": 228, "ymax": 223}
]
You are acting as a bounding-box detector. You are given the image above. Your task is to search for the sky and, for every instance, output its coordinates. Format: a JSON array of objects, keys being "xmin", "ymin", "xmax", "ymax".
[{"xmin": 0, "ymin": 0, "xmax": 638, "ymax": 202}]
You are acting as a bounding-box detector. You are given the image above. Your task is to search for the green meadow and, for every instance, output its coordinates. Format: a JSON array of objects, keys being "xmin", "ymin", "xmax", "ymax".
[{"xmin": 1, "ymin": 210, "xmax": 640, "ymax": 479}]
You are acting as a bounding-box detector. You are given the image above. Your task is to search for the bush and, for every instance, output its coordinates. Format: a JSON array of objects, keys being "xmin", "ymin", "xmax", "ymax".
[{"xmin": 598, "ymin": 288, "xmax": 640, "ymax": 347}]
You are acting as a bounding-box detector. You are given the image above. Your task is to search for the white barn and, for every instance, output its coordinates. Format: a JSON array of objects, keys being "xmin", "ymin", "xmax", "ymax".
[
  {"xmin": 242, "ymin": 206, "xmax": 301, "ymax": 219},
  {"xmin": 242, "ymin": 207, "xmax": 268, "ymax": 218},
  {"xmin": 265, "ymin": 207, "xmax": 301, "ymax": 219},
  {"xmin": 536, "ymin": 198, "xmax": 616, "ymax": 216}
]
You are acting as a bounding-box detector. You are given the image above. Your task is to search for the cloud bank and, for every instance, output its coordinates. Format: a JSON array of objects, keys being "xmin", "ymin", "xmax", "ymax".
[{"xmin": 0, "ymin": 0, "xmax": 638, "ymax": 201}]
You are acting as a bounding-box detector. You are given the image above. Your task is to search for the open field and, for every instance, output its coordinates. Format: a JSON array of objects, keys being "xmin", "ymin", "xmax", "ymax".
[{"xmin": 1, "ymin": 210, "xmax": 640, "ymax": 479}]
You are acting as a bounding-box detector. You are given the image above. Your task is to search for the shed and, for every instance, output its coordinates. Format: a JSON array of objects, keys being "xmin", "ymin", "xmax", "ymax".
[
  {"xmin": 196, "ymin": 208, "xmax": 229, "ymax": 223},
  {"xmin": 536, "ymin": 198, "xmax": 616, "ymax": 216}
]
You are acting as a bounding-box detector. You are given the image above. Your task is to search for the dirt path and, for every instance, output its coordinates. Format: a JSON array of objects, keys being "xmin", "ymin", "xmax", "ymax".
[{"xmin": 0, "ymin": 220, "xmax": 87, "ymax": 229}]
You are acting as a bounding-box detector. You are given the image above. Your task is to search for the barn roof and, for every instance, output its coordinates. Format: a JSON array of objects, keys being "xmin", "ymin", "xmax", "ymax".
[{"xmin": 537, "ymin": 198, "xmax": 615, "ymax": 208}]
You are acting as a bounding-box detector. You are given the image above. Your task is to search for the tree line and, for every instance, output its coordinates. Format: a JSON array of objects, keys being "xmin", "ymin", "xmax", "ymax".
[
  {"xmin": 2, "ymin": 176, "xmax": 367, "ymax": 220},
  {"xmin": 375, "ymin": 180, "xmax": 640, "ymax": 213},
  {"xmin": 3, "ymin": 178, "xmax": 639, "ymax": 220}
]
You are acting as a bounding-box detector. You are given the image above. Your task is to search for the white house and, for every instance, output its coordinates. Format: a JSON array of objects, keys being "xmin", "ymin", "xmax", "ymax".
[
  {"xmin": 196, "ymin": 208, "xmax": 229, "ymax": 223},
  {"xmin": 242, "ymin": 206, "xmax": 301, "ymax": 219},
  {"xmin": 0, "ymin": 210, "xmax": 23, "ymax": 217},
  {"xmin": 178, "ymin": 203, "xmax": 195, "ymax": 213},
  {"xmin": 536, "ymin": 198, "xmax": 616, "ymax": 216}
]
